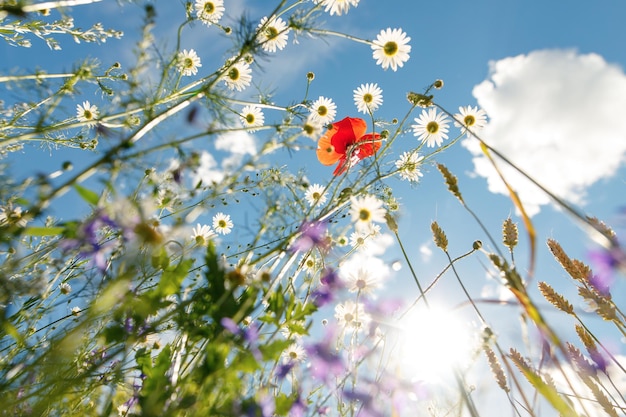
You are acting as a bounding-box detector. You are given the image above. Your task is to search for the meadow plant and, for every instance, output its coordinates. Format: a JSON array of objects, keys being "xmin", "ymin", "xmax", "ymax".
[{"xmin": 0, "ymin": 1, "xmax": 624, "ymax": 416}]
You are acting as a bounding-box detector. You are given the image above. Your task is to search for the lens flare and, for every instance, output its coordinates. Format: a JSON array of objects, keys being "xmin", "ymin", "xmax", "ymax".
[{"xmin": 395, "ymin": 304, "xmax": 474, "ymax": 384}]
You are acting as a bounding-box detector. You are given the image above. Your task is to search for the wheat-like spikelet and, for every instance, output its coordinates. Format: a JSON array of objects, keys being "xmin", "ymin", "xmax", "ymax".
[
  {"xmin": 574, "ymin": 324, "xmax": 608, "ymax": 373},
  {"xmin": 574, "ymin": 324, "xmax": 596, "ymax": 352},
  {"xmin": 578, "ymin": 287, "xmax": 617, "ymax": 321},
  {"xmin": 571, "ymin": 259, "xmax": 592, "ymax": 286},
  {"xmin": 431, "ymin": 221, "xmax": 448, "ymax": 251},
  {"xmin": 566, "ymin": 342, "xmax": 596, "ymax": 376},
  {"xmin": 436, "ymin": 163, "xmax": 463, "ymax": 202},
  {"xmin": 542, "ymin": 371, "xmax": 558, "ymax": 392},
  {"xmin": 587, "ymin": 216, "xmax": 617, "ymax": 241},
  {"xmin": 538, "ymin": 281, "xmax": 574, "ymax": 315},
  {"xmin": 546, "ymin": 239, "xmax": 583, "ymax": 281},
  {"xmin": 484, "ymin": 346, "xmax": 510, "ymax": 392},
  {"xmin": 502, "ymin": 217, "xmax": 518, "ymax": 250},
  {"xmin": 509, "ymin": 348, "xmax": 532, "ymax": 372},
  {"xmin": 584, "ymin": 377, "xmax": 619, "ymax": 417}
]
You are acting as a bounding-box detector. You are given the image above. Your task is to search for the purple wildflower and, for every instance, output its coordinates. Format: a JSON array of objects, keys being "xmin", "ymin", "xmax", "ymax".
[
  {"xmin": 275, "ymin": 362, "xmax": 294, "ymax": 380},
  {"xmin": 588, "ymin": 246, "xmax": 625, "ymax": 296},
  {"xmin": 220, "ymin": 317, "xmax": 240, "ymax": 335},
  {"xmin": 291, "ymin": 220, "xmax": 329, "ymax": 253},
  {"xmin": 220, "ymin": 317, "xmax": 262, "ymax": 360},
  {"xmin": 59, "ymin": 210, "xmax": 119, "ymax": 272},
  {"xmin": 311, "ymin": 268, "xmax": 344, "ymax": 307},
  {"xmin": 289, "ymin": 392, "xmax": 307, "ymax": 417},
  {"xmin": 305, "ymin": 325, "xmax": 345, "ymax": 383}
]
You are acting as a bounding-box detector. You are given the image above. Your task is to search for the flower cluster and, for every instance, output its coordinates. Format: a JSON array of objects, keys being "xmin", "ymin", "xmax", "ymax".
[{"xmin": 4, "ymin": 2, "xmax": 619, "ymax": 417}]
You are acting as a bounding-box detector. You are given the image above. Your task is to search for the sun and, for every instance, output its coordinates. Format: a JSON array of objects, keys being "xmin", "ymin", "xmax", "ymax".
[{"xmin": 394, "ymin": 303, "xmax": 474, "ymax": 384}]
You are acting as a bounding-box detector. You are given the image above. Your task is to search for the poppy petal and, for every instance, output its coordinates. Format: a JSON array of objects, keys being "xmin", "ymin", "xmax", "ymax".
[
  {"xmin": 354, "ymin": 133, "xmax": 382, "ymax": 160},
  {"xmin": 333, "ymin": 156, "xmax": 349, "ymax": 176},
  {"xmin": 316, "ymin": 127, "xmax": 341, "ymax": 165},
  {"xmin": 330, "ymin": 117, "xmax": 367, "ymax": 154}
]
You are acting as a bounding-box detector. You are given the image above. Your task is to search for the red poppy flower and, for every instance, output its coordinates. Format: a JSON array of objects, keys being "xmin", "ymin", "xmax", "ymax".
[{"xmin": 316, "ymin": 117, "xmax": 381, "ymax": 175}]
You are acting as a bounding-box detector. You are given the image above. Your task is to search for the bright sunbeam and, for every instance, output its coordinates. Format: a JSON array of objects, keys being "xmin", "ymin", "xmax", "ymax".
[{"xmin": 395, "ymin": 304, "xmax": 474, "ymax": 384}]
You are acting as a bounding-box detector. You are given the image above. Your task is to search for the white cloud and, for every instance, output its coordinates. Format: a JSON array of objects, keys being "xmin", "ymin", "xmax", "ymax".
[
  {"xmin": 465, "ymin": 49, "xmax": 626, "ymax": 216},
  {"xmin": 192, "ymin": 151, "xmax": 224, "ymax": 186},
  {"xmin": 215, "ymin": 130, "xmax": 257, "ymax": 155},
  {"xmin": 419, "ymin": 242, "xmax": 433, "ymax": 262}
]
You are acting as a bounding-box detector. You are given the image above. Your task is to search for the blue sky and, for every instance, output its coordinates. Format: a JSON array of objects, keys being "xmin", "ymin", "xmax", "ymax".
[{"xmin": 2, "ymin": 1, "xmax": 626, "ymax": 415}]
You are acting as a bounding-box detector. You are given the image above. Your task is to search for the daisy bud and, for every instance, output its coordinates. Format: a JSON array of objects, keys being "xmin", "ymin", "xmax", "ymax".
[{"xmin": 433, "ymin": 79, "xmax": 444, "ymax": 89}]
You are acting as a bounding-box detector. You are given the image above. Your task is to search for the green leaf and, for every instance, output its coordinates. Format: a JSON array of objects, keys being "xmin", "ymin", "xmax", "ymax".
[
  {"xmin": 275, "ymin": 393, "xmax": 295, "ymax": 416},
  {"xmin": 73, "ymin": 183, "xmax": 100, "ymax": 205},
  {"xmin": 157, "ymin": 258, "xmax": 193, "ymax": 297},
  {"xmin": 22, "ymin": 226, "xmax": 65, "ymax": 236},
  {"xmin": 259, "ymin": 339, "xmax": 292, "ymax": 361}
]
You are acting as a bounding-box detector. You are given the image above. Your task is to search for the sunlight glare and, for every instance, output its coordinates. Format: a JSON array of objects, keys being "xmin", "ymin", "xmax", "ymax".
[{"xmin": 396, "ymin": 304, "xmax": 474, "ymax": 384}]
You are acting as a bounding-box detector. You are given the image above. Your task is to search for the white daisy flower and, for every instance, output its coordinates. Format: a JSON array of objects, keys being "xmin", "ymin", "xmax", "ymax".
[
  {"xmin": 314, "ymin": 0, "xmax": 360, "ymax": 16},
  {"xmin": 411, "ymin": 108, "xmax": 450, "ymax": 148},
  {"xmin": 302, "ymin": 116, "xmax": 324, "ymax": 139},
  {"xmin": 309, "ymin": 96, "xmax": 337, "ymax": 124},
  {"xmin": 371, "ymin": 28, "xmax": 411, "ymax": 71},
  {"xmin": 76, "ymin": 101, "xmax": 99, "ymax": 126},
  {"xmin": 301, "ymin": 253, "xmax": 319, "ymax": 273},
  {"xmin": 240, "ymin": 105, "xmax": 265, "ymax": 132},
  {"xmin": 222, "ymin": 58, "xmax": 252, "ymax": 92},
  {"xmin": 334, "ymin": 300, "xmax": 370, "ymax": 331},
  {"xmin": 257, "ymin": 16, "xmax": 290, "ymax": 53},
  {"xmin": 340, "ymin": 253, "xmax": 390, "ymax": 296},
  {"xmin": 0, "ymin": 205, "xmax": 28, "ymax": 227},
  {"xmin": 59, "ymin": 282, "xmax": 72, "ymax": 295},
  {"xmin": 304, "ymin": 183, "xmax": 327, "ymax": 207},
  {"xmin": 348, "ymin": 223, "xmax": 380, "ymax": 252},
  {"xmin": 191, "ymin": 223, "xmax": 216, "ymax": 245},
  {"xmin": 177, "ymin": 49, "xmax": 202, "ymax": 76},
  {"xmin": 194, "ymin": 0, "xmax": 225, "ymax": 26},
  {"xmin": 282, "ymin": 343, "xmax": 307, "ymax": 364},
  {"xmin": 212, "ymin": 212, "xmax": 233, "ymax": 235},
  {"xmin": 454, "ymin": 105, "xmax": 488, "ymax": 137},
  {"xmin": 343, "ymin": 266, "xmax": 383, "ymax": 295},
  {"xmin": 349, "ymin": 195, "xmax": 386, "ymax": 232},
  {"xmin": 395, "ymin": 151, "xmax": 424, "ymax": 182},
  {"xmin": 353, "ymin": 83, "xmax": 383, "ymax": 114}
]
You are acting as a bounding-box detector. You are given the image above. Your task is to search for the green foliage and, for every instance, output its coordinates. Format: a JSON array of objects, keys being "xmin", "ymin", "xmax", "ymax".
[{"xmin": 0, "ymin": 1, "xmax": 624, "ymax": 417}]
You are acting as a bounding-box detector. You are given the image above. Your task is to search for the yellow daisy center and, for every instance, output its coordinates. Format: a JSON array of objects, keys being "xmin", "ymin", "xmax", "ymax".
[
  {"xmin": 464, "ymin": 115, "xmax": 476, "ymax": 126},
  {"xmin": 426, "ymin": 121, "xmax": 439, "ymax": 134},
  {"xmin": 218, "ymin": 219, "xmax": 227, "ymax": 228},
  {"xmin": 184, "ymin": 58, "xmax": 194, "ymax": 69},
  {"xmin": 359, "ymin": 209, "xmax": 371, "ymax": 221},
  {"xmin": 245, "ymin": 113, "xmax": 255, "ymax": 124},
  {"xmin": 312, "ymin": 192, "xmax": 321, "ymax": 200},
  {"xmin": 83, "ymin": 110, "xmax": 93, "ymax": 120},
  {"xmin": 383, "ymin": 41, "xmax": 398, "ymax": 56},
  {"xmin": 266, "ymin": 26, "xmax": 278, "ymax": 40},
  {"xmin": 356, "ymin": 279, "xmax": 366, "ymax": 289},
  {"xmin": 228, "ymin": 67, "xmax": 240, "ymax": 81},
  {"xmin": 363, "ymin": 93, "xmax": 373, "ymax": 103},
  {"xmin": 204, "ymin": 2, "xmax": 215, "ymax": 13},
  {"xmin": 344, "ymin": 313, "xmax": 354, "ymax": 323},
  {"xmin": 289, "ymin": 351, "xmax": 298, "ymax": 359},
  {"xmin": 317, "ymin": 105, "xmax": 328, "ymax": 117}
]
